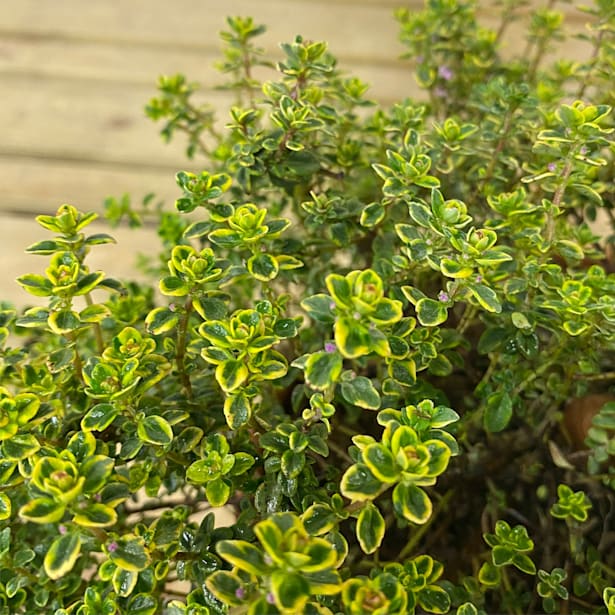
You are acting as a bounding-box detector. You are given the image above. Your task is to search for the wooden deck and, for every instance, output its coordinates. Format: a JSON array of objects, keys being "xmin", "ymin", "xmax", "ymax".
[{"xmin": 0, "ymin": 0, "xmax": 603, "ymax": 305}]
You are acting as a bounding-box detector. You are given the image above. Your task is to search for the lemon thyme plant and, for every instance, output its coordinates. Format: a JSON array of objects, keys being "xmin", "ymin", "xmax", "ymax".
[{"xmin": 1, "ymin": 1, "xmax": 615, "ymax": 613}]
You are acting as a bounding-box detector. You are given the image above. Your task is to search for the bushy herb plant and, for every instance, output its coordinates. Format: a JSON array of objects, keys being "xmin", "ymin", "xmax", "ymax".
[{"xmin": 2, "ymin": 1, "xmax": 615, "ymax": 613}]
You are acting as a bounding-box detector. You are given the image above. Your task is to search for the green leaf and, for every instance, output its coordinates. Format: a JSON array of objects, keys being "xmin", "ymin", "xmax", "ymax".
[
  {"xmin": 25, "ymin": 239, "xmax": 61, "ymax": 254},
  {"xmin": 603, "ymin": 588, "xmax": 615, "ymax": 615},
  {"xmin": 484, "ymin": 392, "xmax": 513, "ymax": 433},
  {"xmin": 247, "ymin": 253, "xmax": 279, "ymax": 281},
  {"xmin": 81, "ymin": 455, "xmax": 115, "ymax": 493},
  {"xmin": 48, "ymin": 310, "xmax": 81, "ymax": 334},
  {"xmin": 273, "ymin": 318, "xmax": 299, "ymax": 338},
  {"xmin": 478, "ymin": 561, "xmax": 501, "ymax": 586},
  {"xmin": 513, "ymin": 553, "xmax": 537, "ymax": 575},
  {"xmin": 1, "ymin": 434, "xmax": 40, "ymax": 461},
  {"xmin": 145, "ymin": 307, "xmax": 179, "ymax": 335},
  {"xmin": 389, "ymin": 358, "xmax": 417, "ymax": 386},
  {"xmin": 216, "ymin": 359, "xmax": 248, "ymax": 392},
  {"xmin": 109, "ymin": 538, "xmax": 151, "ymax": 571},
  {"xmin": 81, "ymin": 403, "xmax": 119, "ymax": 432},
  {"xmin": 194, "ymin": 297, "xmax": 227, "ymax": 320},
  {"xmin": 304, "ymin": 568, "xmax": 343, "ymax": 595},
  {"xmin": 159, "ymin": 276, "xmax": 189, "ymax": 297},
  {"xmin": 16, "ymin": 274, "xmax": 53, "ymax": 297},
  {"xmin": 271, "ymin": 570, "xmax": 310, "ymax": 612},
  {"xmin": 341, "ymin": 376, "xmax": 381, "ymax": 410},
  {"xmin": 224, "ymin": 392, "xmax": 251, "ymax": 430},
  {"xmin": 281, "ymin": 450, "xmax": 306, "ymax": 478},
  {"xmin": 340, "ymin": 463, "xmax": 383, "ymax": 500},
  {"xmin": 441, "ymin": 259, "xmax": 473, "ymax": 279},
  {"xmin": 230, "ymin": 452, "xmax": 255, "ymax": 476},
  {"xmin": 356, "ymin": 502, "xmax": 385, "ymax": 554},
  {"xmin": 75, "ymin": 271, "xmax": 105, "ymax": 295},
  {"xmin": 205, "ymin": 477, "xmax": 231, "ymax": 507},
  {"xmin": 363, "ymin": 444, "xmax": 399, "ymax": 482},
  {"xmin": 217, "ymin": 540, "xmax": 269, "ymax": 576},
  {"xmin": 467, "ymin": 283, "xmax": 501, "ymax": 313},
  {"xmin": 113, "ymin": 567, "xmax": 138, "ymax": 597},
  {"xmin": 44, "ymin": 532, "xmax": 81, "ymax": 580},
  {"xmin": 126, "ymin": 594, "xmax": 158, "ymax": 615},
  {"xmin": 0, "ymin": 493, "xmax": 10, "ymax": 521},
  {"xmin": 73, "ymin": 503, "xmax": 117, "ymax": 528},
  {"xmin": 205, "ymin": 570, "xmax": 244, "ymax": 605},
  {"xmin": 85, "ymin": 232, "xmax": 116, "ymax": 246},
  {"xmin": 562, "ymin": 320, "xmax": 589, "ymax": 336},
  {"xmin": 361, "ymin": 202, "xmax": 385, "ymax": 228},
  {"xmin": 511, "ymin": 312, "xmax": 531, "ymax": 330},
  {"xmin": 416, "ymin": 298, "xmax": 448, "ymax": 326},
  {"xmin": 137, "ymin": 415, "xmax": 173, "ymax": 446},
  {"xmin": 393, "ymin": 483, "xmax": 432, "ymax": 524},
  {"xmin": 300, "ymin": 294, "xmax": 335, "ymax": 323},
  {"xmin": 492, "ymin": 545, "xmax": 515, "ymax": 567},
  {"xmin": 456, "ymin": 603, "xmax": 479, "ymax": 615},
  {"xmin": 208, "ymin": 229, "xmax": 242, "ymax": 247},
  {"xmin": 305, "ymin": 350, "xmax": 343, "ymax": 390},
  {"xmin": 326, "ymin": 274, "xmax": 352, "ymax": 308},
  {"xmin": 79, "ymin": 303, "xmax": 110, "ymax": 323},
  {"xmin": 19, "ymin": 497, "xmax": 65, "ymax": 524},
  {"xmin": 418, "ymin": 586, "xmax": 451, "ymax": 613},
  {"xmin": 302, "ymin": 504, "xmax": 337, "ymax": 536},
  {"xmin": 335, "ymin": 317, "xmax": 371, "ymax": 358},
  {"xmin": 16, "ymin": 306, "xmax": 50, "ymax": 328}
]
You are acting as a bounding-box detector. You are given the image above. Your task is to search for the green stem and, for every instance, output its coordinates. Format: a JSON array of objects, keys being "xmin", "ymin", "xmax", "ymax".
[
  {"xmin": 397, "ymin": 489, "xmax": 455, "ymax": 561},
  {"xmin": 577, "ymin": 28, "xmax": 604, "ymax": 99},
  {"xmin": 546, "ymin": 154, "xmax": 574, "ymax": 246},
  {"xmin": 67, "ymin": 331, "xmax": 84, "ymax": 382},
  {"xmin": 501, "ymin": 567, "xmax": 523, "ymax": 615},
  {"xmin": 574, "ymin": 370, "xmax": 615, "ymax": 382},
  {"xmin": 457, "ymin": 303, "xmax": 478, "ymax": 336},
  {"xmin": 176, "ymin": 298, "xmax": 194, "ymax": 399},
  {"xmin": 85, "ymin": 292, "xmax": 105, "ymax": 354}
]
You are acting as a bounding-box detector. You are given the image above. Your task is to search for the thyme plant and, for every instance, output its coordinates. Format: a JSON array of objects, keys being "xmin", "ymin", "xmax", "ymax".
[{"xmin": 1, "ymin": 1, "xmax": 615, "ymax": 613}]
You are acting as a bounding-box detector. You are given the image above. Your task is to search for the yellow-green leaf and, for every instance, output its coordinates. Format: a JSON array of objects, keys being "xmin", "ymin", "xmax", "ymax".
[{"xmin": 44, "ymin": 532, "xmax": 81, "ymax": 580}]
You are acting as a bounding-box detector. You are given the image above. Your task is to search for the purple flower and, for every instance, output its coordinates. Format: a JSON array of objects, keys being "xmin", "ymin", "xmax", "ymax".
[
  {"xmin": 547, "ymin": 162, "xmax": 557, "ymax": 173},
  {"xmin": 324, "ymin": 342, "xmax": 336, "ymax": 353},
  {"xmin": 438, "ymin": 65, "xmax": 453, "ymax": 81},
  {"xmin": 475, "ymin": 275, "xmax": 483, "ymax": 284},
  {"xmin": 438, "ymin": 290, "xmax": 449, "ymax": 303},
  {"xmin": 235, "ymin": 587, "xmax": 246, "ymax": 600},
  {"xmin": 107, "ymin": 541, "xmax": 118, "ymax": 553},
  {"xmin": 580, "ymin": 146, "xmax": 588, "ymax": 155},
  {"xmin": 266, "ymin": 592, "xmax": 276, "ymax": 604},
  {"xmin": 58, "ymin": 525, "xmax": 67, "ymax": 535}
]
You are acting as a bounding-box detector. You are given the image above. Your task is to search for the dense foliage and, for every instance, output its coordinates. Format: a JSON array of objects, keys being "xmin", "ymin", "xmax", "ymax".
[{"xmin": 1, "ymin": 1, "xmax": 615, "ymax": 613}]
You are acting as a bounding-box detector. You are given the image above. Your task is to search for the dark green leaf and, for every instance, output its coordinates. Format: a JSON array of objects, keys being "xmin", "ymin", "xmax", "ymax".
[
  {"xmin": 341, "ymin": 376, "xmax": 381, "ymax": 410},
  {"xmin": 137, "ymin": 415, "xmax": 173, "ymax": 446},
  {"xmin": 484, "ymin": 392, "xmax": 513, "ymax": 433},
  {"xmin": 356, "ymin": 502, "xmax": 385, "ymax": 554}
]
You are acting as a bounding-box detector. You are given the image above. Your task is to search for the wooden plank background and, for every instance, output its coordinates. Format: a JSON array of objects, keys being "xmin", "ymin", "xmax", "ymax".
[{"xmin": 0, "ymin": 0, "xmax": 602, "ymax": 305}]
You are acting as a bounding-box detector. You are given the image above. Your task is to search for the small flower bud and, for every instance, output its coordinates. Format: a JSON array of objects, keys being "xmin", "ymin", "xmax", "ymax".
[{"xmin": 438, "ymin": 65, "xmax": 453, "ymax": 81}]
